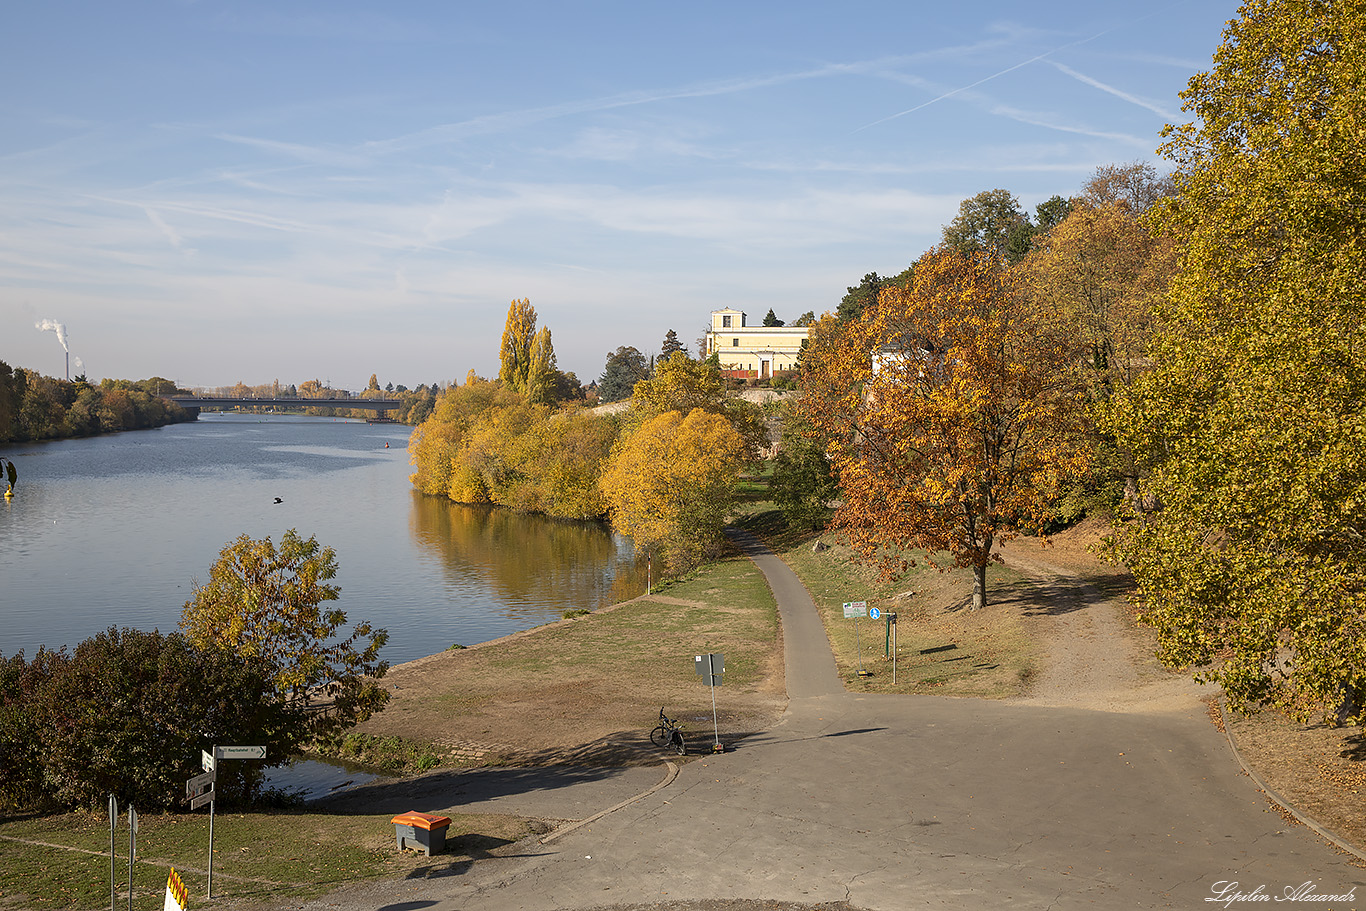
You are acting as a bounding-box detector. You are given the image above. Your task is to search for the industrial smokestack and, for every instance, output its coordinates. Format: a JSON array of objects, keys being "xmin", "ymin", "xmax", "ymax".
[{"xmin": 35, "ymin": 320, "xmax": 70, "ymax": 378}]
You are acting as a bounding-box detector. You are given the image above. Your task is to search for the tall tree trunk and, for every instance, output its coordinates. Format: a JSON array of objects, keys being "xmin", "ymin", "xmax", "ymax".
[{"xmin": 972, "ymin": 561, "xmax": 988, "ymax": 611}]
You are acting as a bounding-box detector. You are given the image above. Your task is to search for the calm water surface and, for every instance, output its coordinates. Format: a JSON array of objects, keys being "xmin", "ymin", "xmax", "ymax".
[{"xmin": 0, "ymin": 414, "xmax": 647, "ymax": 664}]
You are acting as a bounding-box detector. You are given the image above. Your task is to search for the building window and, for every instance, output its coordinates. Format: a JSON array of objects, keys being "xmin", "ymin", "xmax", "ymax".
[
  {"xmin": 722, "ymin": 315, "xmax": 732, "ymax": 328},
  {"xmin": 732, "ymin": 338, "xmax": 739, "ymax": 346}
]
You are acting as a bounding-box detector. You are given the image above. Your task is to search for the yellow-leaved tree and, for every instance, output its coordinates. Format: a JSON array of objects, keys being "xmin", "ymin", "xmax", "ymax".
[
  {"xmin": 800, "ymin": 246, "xmax": 1091, "ymax": 609},
  {"xmin": 1104, "ymin": 0, "xmax": 1366, "ymax": 723},
  {"xmin": 600, "ymin": 408, "xmax": 748, "ymax": 574},
  {"xmin": 624, "ymin": 351, "xmax": 766, "ymax": 458},
  {"xmin": 498, "ymin": 298, "xmax": 537, "ymax": 393}
]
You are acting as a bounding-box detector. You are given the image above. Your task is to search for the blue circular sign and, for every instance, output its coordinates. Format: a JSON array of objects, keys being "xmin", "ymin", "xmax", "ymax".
[{"xmin": 869, "ymin": 607, "xmax": 881, "ymax": 620}]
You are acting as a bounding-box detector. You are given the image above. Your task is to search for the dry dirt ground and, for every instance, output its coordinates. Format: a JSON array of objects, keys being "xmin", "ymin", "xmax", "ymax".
[
  {"xmin": 995, "ymin": 518, "xmax": 1366, "ymax": 857},
  {"xmin": 327, "ymin": 518, "xmax": 1365, "ymax": 857}
]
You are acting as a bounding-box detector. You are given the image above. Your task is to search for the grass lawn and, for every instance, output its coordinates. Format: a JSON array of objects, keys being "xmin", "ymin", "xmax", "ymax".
[
  {"xmin": 744, "ymin": 508, "xmax": 1043, "ymax": 699},
  {"xmin": 342, "ymin": 544, "xmax": 785, "ymax": 769},
  {"xmin": 0, "ymin": 808, "xmax": 533, "ymax": 910}
]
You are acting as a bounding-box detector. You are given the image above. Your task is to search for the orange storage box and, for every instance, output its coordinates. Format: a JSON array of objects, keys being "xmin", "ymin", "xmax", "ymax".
[{"xmin": 391, "ymin": 811, "xmax": 451, "ymax": 855}]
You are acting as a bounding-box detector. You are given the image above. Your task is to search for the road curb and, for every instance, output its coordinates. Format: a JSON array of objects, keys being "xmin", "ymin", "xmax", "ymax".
[
  {"xmin": 1218, "ymin": 698, "xmax": 1366, "ymax": 863},
  {"xmin": 539, "ymin": 761, "xmax": 679, "ymax": 844}
]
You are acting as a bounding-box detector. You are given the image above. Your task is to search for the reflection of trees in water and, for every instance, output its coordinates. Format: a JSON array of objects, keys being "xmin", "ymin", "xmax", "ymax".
[{"xmin": 409, "ymin": 494, "xmax": 646, "ymax": 610}]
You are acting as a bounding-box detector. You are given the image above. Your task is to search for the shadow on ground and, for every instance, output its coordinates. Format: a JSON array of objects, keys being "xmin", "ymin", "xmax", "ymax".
[
  {"xmin": 311, "ymin": 728, "xmax": 770, "ymax": 817},
  {"xmin": 993, "ymin": 569, "xmax": 1134, "ymax": 617}
]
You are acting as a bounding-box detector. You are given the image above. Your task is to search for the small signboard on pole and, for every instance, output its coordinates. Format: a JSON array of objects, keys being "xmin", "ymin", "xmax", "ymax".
[
  {"xmin": 694, "ymin": 653, "xmax": 724, "ymax": 752},
  {"xmin": 195, "ymin": 744, "xmax": 266, "ymax": 899},
  {"xmin": 844, "ymin": 602, "xmax": 871, "ymax": 676},
  {"xmin": 216, "ymin": 745, "xmax": 266, "ymax": 760}
]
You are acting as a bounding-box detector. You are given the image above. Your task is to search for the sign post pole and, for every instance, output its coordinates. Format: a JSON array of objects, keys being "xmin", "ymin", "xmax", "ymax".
[
  {"xmin": 843, "ymin": 602, "xmax": 870, "ymax": 676},
  {"xmin": 208, "ymin": 797, "xmax": 215, "ymax": 899},
  {"xmin": 708, "ymin": 653, "xmax": 720, "ymax": 749},
  {"xmin": 890, "ymin": 612, "xmax": 898, "ymax": 684},
  {"xmin": 108, "ymin": 794, "xmax": 117, "ymax": 911},
  {"xmin": 190, "ymin": 745, "xmax": 262, "ymax": 899},
  {"xmin": 127, "ymin": 806, "xmax": 137, "ymax": 911},
  {"xmin": 208, "ymin": 747, "xmax": 215, "ymax": 899},
  {"xmin": 694, "ymin": 653, "xmax": 725, "ymax": 751}
]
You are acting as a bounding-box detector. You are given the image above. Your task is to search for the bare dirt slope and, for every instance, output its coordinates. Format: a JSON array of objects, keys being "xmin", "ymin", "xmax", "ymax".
[
  {"xmin": 995, "ymin": 518, "xmax": 1215, "ymax": 713},
  {"xmin": 997, "ymin": 519, "xmax": 1364, "ymax": 856}
]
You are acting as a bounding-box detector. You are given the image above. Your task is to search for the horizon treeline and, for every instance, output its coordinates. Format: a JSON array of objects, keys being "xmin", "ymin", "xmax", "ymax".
[{"xmin": 0, "ymin": 363, "xmax": 195, "ymax": 444}]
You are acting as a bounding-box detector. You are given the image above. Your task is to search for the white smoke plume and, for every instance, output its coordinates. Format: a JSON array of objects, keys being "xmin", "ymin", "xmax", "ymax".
[
  {"xmin": 36, "ymin": 319, "xmax": 68, "ymax": 351},
  {"xmin": 73, "ymin": 357, "xmax": 84, "ymax": 376}
]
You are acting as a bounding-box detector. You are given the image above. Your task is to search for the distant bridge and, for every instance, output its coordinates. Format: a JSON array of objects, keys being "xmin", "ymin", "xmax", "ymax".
[{"xmin": 164, "ymin": 395, "xmax": 402, "ymax": 420}]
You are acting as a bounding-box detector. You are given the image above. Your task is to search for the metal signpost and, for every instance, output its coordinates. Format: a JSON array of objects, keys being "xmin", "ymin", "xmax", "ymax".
[
  {"xmin": 888, "ymin": 612, "xmax": 899, "ymax": 683},
  {"xmin": 126, "ymin": 806, "xmax": 137, "ymax": 911},
  {"xmin": 843, "ymin": 601, "xmax": 870, "ymax": 676},
  {"xmin": 108, "ymin": 795, "xmax": 117, "ymax": 911},
  {"xmin": 187, "ymin": 745, "xmax": 265, "ymax": 899},
  {"xmin": 694, "ymin": 653, "xmax": 724, "ymax": 751}
]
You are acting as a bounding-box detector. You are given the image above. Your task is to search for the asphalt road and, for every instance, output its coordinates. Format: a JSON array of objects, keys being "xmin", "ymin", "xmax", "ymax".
[{"xmin": 296, "ymin": 531, "xmax": 1365, "ymax": 911}]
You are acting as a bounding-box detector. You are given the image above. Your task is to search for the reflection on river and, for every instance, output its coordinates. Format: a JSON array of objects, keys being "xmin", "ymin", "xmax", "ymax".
[
  {"xmin": 0, "ymin": 415, "xmax": 646, "ymax": 664},
  {"xmin": 409, "ymin": 496, "xmax": 646, "ymax": 629}
]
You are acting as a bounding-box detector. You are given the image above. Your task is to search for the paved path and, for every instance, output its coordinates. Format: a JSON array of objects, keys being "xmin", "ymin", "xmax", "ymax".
[{"xmin": 301, "ymin": 533, "xmax": 1365, "ymax": 911}]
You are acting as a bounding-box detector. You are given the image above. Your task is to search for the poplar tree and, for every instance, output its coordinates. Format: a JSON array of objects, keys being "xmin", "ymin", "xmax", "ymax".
[
  {"xmin": 499, "ymin": 298, "xmax": 537, "ymax": 393},
  {"xmin": 526, "ymin": 326, "xmax": 557, "ymax": 404}
]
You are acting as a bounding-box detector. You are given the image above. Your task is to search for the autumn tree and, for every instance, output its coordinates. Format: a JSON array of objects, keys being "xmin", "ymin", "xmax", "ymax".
[
  {"xmin": 1080, "ymin": 161, "xmax": 1175, "ymax": 215},
  {"xmin": 180, "ymin": 530, "xmax": 389, "ymax": 738},
  {"xmin": 800, "ymin": 247, "xmax": 1091, "ymax": 609},
  {"xmin": 600, "ymin": 408, "xmax": 748, "ymax": 573},
  {"xmin": 625, "ymin": 351, "xmax": 766, "ymax": 458},
  {"xmin": 942, "ymin": 189, "xmax": 1036, "ymax": 264},
  {"xmin": 1016, "ymin": 183, "xmax": 1179, "ymax": 518},
  {"xmin": 0, "ymin": 630, "xmax": 299, "ymax": 810},
  {"xmin": 499, "ymin": 298, "xmax": 537, "ymax": 393},
  {"xmin": 1104, "ymin": 0, "xmax": 1366, "ymax": 724},
  {"xmin": 526, "ymin": 326, "xmax": 557, "ymax": 404}
]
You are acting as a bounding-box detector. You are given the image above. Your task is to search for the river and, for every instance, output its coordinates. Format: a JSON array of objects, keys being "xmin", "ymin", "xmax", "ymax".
[{"xmin": 0, "ymin": 413, "xmax": 647, "ymax": 664}]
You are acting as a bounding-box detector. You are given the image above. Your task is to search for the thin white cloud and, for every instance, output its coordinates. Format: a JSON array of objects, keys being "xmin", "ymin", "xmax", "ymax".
[
  {"xmin": 985, "ymin": 102, "xmax": 1153, "ymax": 147},
  {"xmin": 214, "ymin": 133, "xmax": 373, "ymax": 169},
  {"xmin": 1047, "ymin": 61, "xmax": 1176, "ymax": 119},
  {"xmin": 142, "ymin": 206, "xmax": 195, "ymax": 255}
]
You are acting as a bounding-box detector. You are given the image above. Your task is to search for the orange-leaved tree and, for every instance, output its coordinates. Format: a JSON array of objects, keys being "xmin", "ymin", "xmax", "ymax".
[{"xmin": 800, "ymin": 247, "xmax": 1091, "ymax": 609}]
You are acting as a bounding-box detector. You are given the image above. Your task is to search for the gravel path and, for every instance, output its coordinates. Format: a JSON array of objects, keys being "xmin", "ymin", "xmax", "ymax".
[{"xmin": 998, "ymin": 549, "xmax": 1215, "ymax": 713}]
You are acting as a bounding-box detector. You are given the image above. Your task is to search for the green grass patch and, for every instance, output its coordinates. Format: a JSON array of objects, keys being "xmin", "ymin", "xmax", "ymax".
[
  {"xmin": 772, "ymin": 521, "xmax": 1042, "ymax": 698},
  {"xmin": 313, "ymin": 731, "xmax": 447, "ymax": 774},
  {"xmin": 357, "ymin": 549, "xmax": 784, "ymax": 764},
  {"xmin": 0, "ymin": 808, "xmax": 534, "ymax": 909}
]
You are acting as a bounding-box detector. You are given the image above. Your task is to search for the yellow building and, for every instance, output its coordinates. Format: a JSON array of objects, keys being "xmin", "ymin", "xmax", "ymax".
[{"xmin": 702, "ymin": 308, "xmax": 811, "ymax": 378}]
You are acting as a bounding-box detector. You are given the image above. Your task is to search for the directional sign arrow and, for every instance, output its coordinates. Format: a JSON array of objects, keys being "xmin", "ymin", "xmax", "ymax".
[
  {"xmin": 216, "ymin": 745, "xmax": 266, "ymax": 760},
  {"xmin": 189, "ymin": 788, "xmax": 215, "ymax": 811},
  {"xmin": 186, "ymin": 769, "xmax": 216, "ymax": 797}
]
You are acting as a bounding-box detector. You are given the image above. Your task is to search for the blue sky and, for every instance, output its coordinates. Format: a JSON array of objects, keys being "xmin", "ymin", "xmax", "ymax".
[{"xmin": 1, "ymin": 1, "xmax": 1237, "ymax": 391}]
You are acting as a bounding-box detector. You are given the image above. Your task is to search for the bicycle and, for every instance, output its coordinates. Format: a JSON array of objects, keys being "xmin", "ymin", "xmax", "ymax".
[{"xmin": 650, "ymin": 706, "xmax": 687, "ymax": 755}]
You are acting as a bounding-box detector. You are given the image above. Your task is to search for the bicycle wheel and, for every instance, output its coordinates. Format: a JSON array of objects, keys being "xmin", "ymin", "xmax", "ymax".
[
  {"xmin": 670, "ymin": 729, "xmax": 687, "ymax": 755},
  {"xmin": 650, "ymin": 725, "xmax": 672, "ymax": 749}
]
